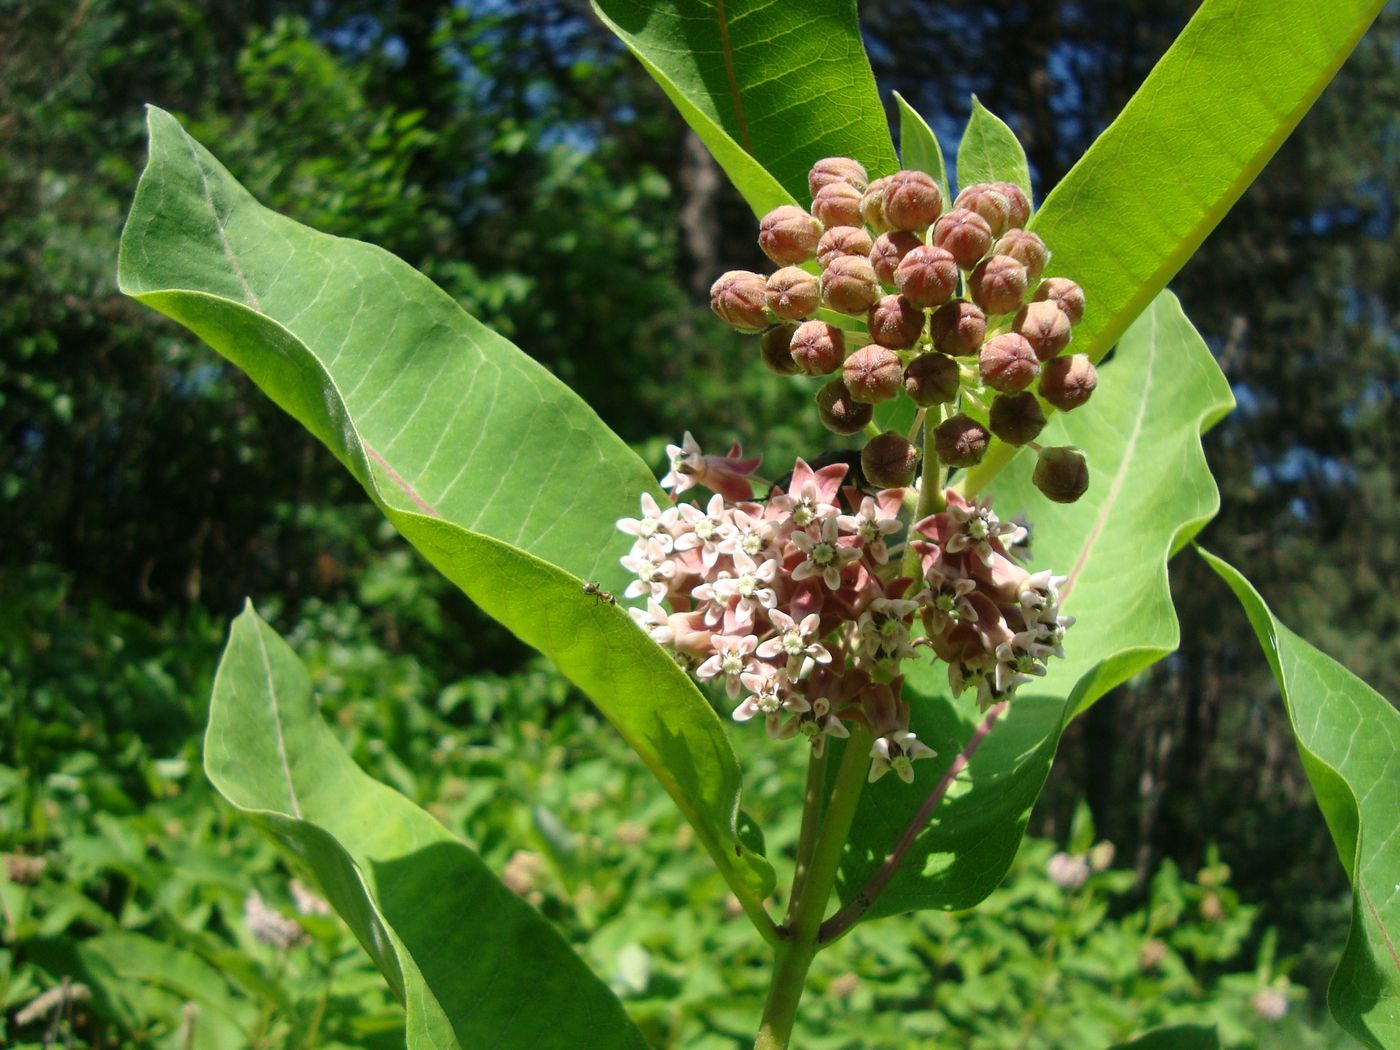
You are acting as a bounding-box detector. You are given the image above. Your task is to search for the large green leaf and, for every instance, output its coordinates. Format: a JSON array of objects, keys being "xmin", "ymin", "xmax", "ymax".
[
  {"xmin": 1109, "ymin": 1025, "xmax": 1220, "ymax": 1050},
  {"xmin": 955, "ymin": 96, "xmax": 1032, "ymax": 201},
  {"xmin": 207, "ymin": 606, "xmax": 648, "ymax": 1049},
  {"xmin": 591, "ymin": 0, "xmax": 898, "ymax": 212},
  {"xmin": 117, "ymin": 108, "xmax": 775, "ymax": 918},
  {"xmin": 836, "ymin": 292, "xmax": 1233, "ymax": 919},
  {"xmin": 965, "ymin": 0, "xmax": 1384, "ymax": 494},
  {"xmin": 1201, "ymin": 551, "xmax": 1400, "ymax": 1048}
]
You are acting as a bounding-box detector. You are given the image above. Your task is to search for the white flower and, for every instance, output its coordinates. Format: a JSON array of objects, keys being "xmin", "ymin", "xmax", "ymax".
[
  {"xmin": 1019, "ymin": 570, "xmax": 1068, "ymax": 621},
  {"xmin": 659, "ymin": 431, "xmax": 704, "ymax": 497},
  {"xmin": 628, "ymin": 598, "xmax": 675, "ymax": 646},
  {"xmin": 922, "ymin": 568, "xmax": 977, "ymax": 631},
  {"xmin": 790, "ymin": 517, "xmax": 861, "ymax": 590},
  {"xmin": 856, "ymin": 597, "xmax": 921, "ymax": 663},
  {"xmin": 868, "ymin": 731, "xmax": 937, "ymax": 784},
  {"xmin": 708, "ymin": 551, "xmax": 779, "ymax": 625},
  {"xmin": 616, "ymin": 492, "xmax": 677, "ymax": 553},
  {"xmin": 945, "ymin": 497, "xmax": 1019, "ymax": 566},
  {"xmin": 755, "ymin": 609, "xmax": 831, "ymax": 677},
  {"xmin": 695, "ymin": 633, "xmax": 759, "ymax": 699},
  {"xmin": 620, "ymin": 537, "xmax": 675, "ymax": 600},
  {"xmin": 837, "ymin": 496, "xmax": 902, "ymax": 563},
  {"xmin": 733, "ymin": 667, "xmax": 808, "ymax": 730},
  {"xmin": 718, "ymin": 505, "xmax": 777, "ymax": 562},
  {"xmin": 674, "ymin": 494, "xmax": 733, "ymax": 569},
  {"xmin": 775, "ymin": 696, "xmax": 849, "ymax": 756}
]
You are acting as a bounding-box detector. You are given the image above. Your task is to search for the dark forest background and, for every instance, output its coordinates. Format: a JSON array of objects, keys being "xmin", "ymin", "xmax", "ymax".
[{"xmin": 2, "ymin": 0, "xmax": 1396, "ymax": 1044}]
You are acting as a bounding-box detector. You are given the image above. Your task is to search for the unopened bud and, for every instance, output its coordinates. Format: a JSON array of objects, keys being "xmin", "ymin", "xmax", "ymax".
[
  {"xmin": 882, "ymin": 169, "xmax": 944, "ymax": 232},
  {"xmin": 929, "ymin": 301, "xmax": 987, "ymax": 356},
  {"xmin": 766, "ymin": 267, "xmax": 821, "ymax": 320},
  {"xmin": 1033, "ymin": 446, "xmax": 1089, "ymax": 503},
  {"xmin": 969, "ymin": 255, "xmax": 1029, "ymax": 315},
  {"xmin": 1139, "ymin": 939, "xmax": 1168, "ymax": 973},
  {"xmin": 812, "ymin": 181, "xmax": 864, "ymax": 228},
  {"xmin": 869, "ymin": 231, "xmax": 922, "ymax": 285},
  {"xmin": 903, "ymin": 352, "xmax": 960, "ymax": 406},
  {"xmin": 758, "ymin": 206, "xmax": 823, "ymax": 266},
  {"xmin": 817, "ymin": 225, "xmax": 874, "ymax": 268},
  {"xmin": 843, "ymin": 344, "xmax": 903, "ymax": 403},
  {"xmin": 862, "ymin": 431, "xmax": 919, "ymax": 488},
  {"xmin": 816, "ymin": 378, "xmax": 875, "ymax": 435},
  {"xmin": 867, "ymin": 294, "xmax": 924, "ymax": 350},
  {"xmin": 954, "ymin": 184, "xmax": 1012, "ymax": 236},
  {"xmin": 894, "ymin": 245, "xmax": 958, "ymax": 308},
  {"xmin": 1038, "ymin": 354, "xmax": 1097, "ymax": 411},
  {"xmin": 994, "ymin": 229, "xmax": 1049, "ymax": 281},
  {"xmin": 859, "ymin": 176, "xmax": 891, "ymax": 233},
  {"xmin": 1200, "ymin": 892, "xmax": 1224, "ymax": 922},
  {"xmin": 988, "ymin": 391, "xmax": 1046, "ymax": 445},
  {"xmin": 990, "ymin": 181, "xmax": 1031, "ymax": 229},
  {"xmin": 1033, "ymin": 277, "xmax": 1085, "ymax": 326},
  {"xmin": 821, "ymin": 255, "xmax": 881, "ymax": 315},
  {"xmin": 1014, "ymin": 300, "xmax": 1071, "ymax": 359},
  {"xmin": 934, "ymin": 414, "xmax": 990, "ymax": 467},
  {"xmin": 759, "ymin": 324, "xmax": 800, "ymax": 376},
  {"xmin": 808, "ymin": 156, "xmax": 869, "ymax": 197},
  {"xmin": 1088, "ymin": 841, "xmax": 1116, "ymax": 872},
  {"xmin": 710, "ymin": 270, "xmax": 769, "ymax": 332},
  {"xmin": 979, "ymin": 332, "xmax": 1039, "ymax": 393},
  {"xmin": 789, "ymin": 320, "xmax": 846, "ymax": 376},
  {"xmin": 932, "ymin": 208, "xmax": 994, "ymax": 268}
]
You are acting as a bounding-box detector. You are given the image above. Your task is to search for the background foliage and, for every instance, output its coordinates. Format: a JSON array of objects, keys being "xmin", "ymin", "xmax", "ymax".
[{"xmin": 2, "ymin": 0, "xmax": 1396, "ymax": 1045}]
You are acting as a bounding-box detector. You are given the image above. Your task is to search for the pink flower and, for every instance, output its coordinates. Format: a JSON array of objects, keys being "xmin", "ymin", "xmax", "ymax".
[
  {"xmin": 790, "ymin": 517, "xmax": 862, "ymax": 590},
  {"xmin": 772, "ymin": 457, "xmax": 847, "ymax": 527}
]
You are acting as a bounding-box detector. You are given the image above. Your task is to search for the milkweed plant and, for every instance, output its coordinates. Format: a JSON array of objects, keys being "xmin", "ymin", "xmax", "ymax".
[{"xmin": 115, "ymin": 1, "xmax": 1397, "ymax": 1047}]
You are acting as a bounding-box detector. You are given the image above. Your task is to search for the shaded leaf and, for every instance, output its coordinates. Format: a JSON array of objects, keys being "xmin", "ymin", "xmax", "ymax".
[
  {"xmin": 1109, "ymin": 1024, "xmax": 1220, "ymax": 1050},
  {"xmin": 838, "ymin": 292, "xmax": 1232, "ymax": 918},
  {"xmin": 117, "ymin": 108, "xmax": 774, "ymax": 918},
  {"xmin": 1201, "ymin": 550, "xmax": 1400, "ymax": 1048},
  {"xmin": 955, "ymin": 96, "xmax": 1032, "ymax": 201},
  {"xmin": 206, "ymin": 606, "xmax": 648, "ymax": 1049},
  {"xmin": 592, "ymin": 0, "xmax": 897, "ymax": 211}
]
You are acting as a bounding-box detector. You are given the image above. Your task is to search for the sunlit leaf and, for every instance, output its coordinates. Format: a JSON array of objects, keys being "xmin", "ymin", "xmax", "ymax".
[
  {"xmin": 955, "ymin": 96, "xmax": 1032, "ymax": 201},
  {"xmin": 894, "ymin": 91, "xmax": 950, "ymax": 206}
]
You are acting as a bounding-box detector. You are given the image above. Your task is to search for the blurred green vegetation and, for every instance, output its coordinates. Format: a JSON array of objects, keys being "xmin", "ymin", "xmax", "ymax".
[{"xmin": 1, "ymin": 0, "xmax": 1395, "ymax": 1045}]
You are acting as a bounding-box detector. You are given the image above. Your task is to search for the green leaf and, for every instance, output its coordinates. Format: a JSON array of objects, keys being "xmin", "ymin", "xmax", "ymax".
[
  {"xmin": 118, "ymin": 108, "xmax": 775, "ymax": 920},
  {"xmin": 894, "ymin": 92, "xmax": 950, "ymax": 206},
  {"xmin": 207, "ymin": 606, "xmax": 648, "ymax": 1049},
  {"xmin": 591, "ymin": 0, "xmax": 898, "ymax": 212},
  {"xmin": 837, "ymin": 292, "xmax": 1233, "ymax": 918},
  {"xmin": 955, "ymin": 96, "xmax": 1031, "ymax": 201},
  {"xmin": 1200, "ymin": 550, "xmax": 1400, "ymax": 1048},
  {"xmin": 965, "ymin": 0, "xmax": 1383, "ymax": 494},
  {"xmin": 1108, "ymin": 1025, "xmax": 1220, "ymax": 1050}
]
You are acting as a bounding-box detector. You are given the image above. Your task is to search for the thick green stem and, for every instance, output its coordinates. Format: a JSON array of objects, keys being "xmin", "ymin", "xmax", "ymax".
[
  {"xmin": 785, "ymin": 743, "xmax": 829, "ymax": 926},
  {"xmin": 901, "ymin": 406, "xmax": 947, "ymax": 579},
  {"xmin": 754, "ymin": 728, "xmax": 872, "ymax": 1049}
]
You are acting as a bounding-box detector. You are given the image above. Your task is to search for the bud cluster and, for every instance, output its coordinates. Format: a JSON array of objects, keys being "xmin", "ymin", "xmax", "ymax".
[
  {"xmin": 618, "ymin": 436, "xmax": 1076, "ymax": 782},
  {"xmin": 709, "ymin": 156, "xmax": 1100, "ymax": 504}
]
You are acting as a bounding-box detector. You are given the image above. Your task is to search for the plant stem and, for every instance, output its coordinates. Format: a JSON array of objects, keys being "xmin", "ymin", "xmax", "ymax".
[
  {"xmin": 901, "ymin": 405, "xmax": 947, "ymax": 580},
  {"xmin": 785, "ymin": 743, "xmax": 829, "ymax": 925},
  {"xmin": 755, "ymin": 728, "xmax": 872, "ymax": 1049},
  {"xmin": 820, "ymin": 701, "xmax": 1007, "ymax": 944}
]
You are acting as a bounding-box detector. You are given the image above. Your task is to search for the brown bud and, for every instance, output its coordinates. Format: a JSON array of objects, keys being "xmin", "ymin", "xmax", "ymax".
[
  {"xmin": 988, "ymin": 391, "xmax": 1046, "ymax": 445},
  {"xmin": 867, "ymin": 295, "xmax": 924, "ymax": 350},
  {"xmin": 812, "ymin": 182, "xmax": 864, "ymax": 228},
  {"xmin": 843, "ymin": 344, "xmax": 903, "ymax": 404},
  {"xmin": 859, "ymin": 176, "xmax": 891, "ymax": 233},
  {"xmin": 808, "ymin": 156, "xmax": 869, "ymax": 197},
  {"xmin": 990, "ymin": 181, "xmax": 1032, "ymax": 229},
  {"xmin": 710, "ymin": 270, "xmax": 769, "ymax": 332},
  {"xmin": 932, "ymin": 208, "xmax": 993, "ymax": 268},
  {"xmin": 789, "ymin": 320, "xmax": 846, "ymax": 376},
  {"xmin": 928, "ymin": 301, "xmax": 987, "ymax": 356},
  {"xmin": 954, "ymin": 184, "xmax": 1012, "ymax": 235},
  {"xmin": 758, "ymin": 206, "xmax": 823, "ymax": 266},
  {"xmin": 766, "ymin": 266, "xmax": 821, "ymax": 320},
  {"xmin": 994, "ymin": 229, "xmax": 1049, "ymax": 281},
  {"xmin": 934, "ymin": 414, "xmax": 990, "ymax": 467},
  {"xmin": 968, "ymin": 255, "xmax": 1029, "ymax": 315},
  {"xmin": 882, "ymin": 169, "xmax": 944, "ymax": 232},
  {"xmin": 816, "ymin": 378, "xmax": 875, "ymax": 435},
  {"xmin": 759, "ymin": 324, "xmax": 800, "ymax": 375},
  {"xmin": 1014, "ymin": 300, "xmax": 1072, "ymax": 360},
  {"xmin": 894, "ymin": 245, "xmax": 959, "ymax": 308},
  {"xmin": 1033, "ymin": 277, "xmax": 1085, "ymax": 326},
  {"xmin": 869, "ymin": 231, "xmax": 922, "ymax": 285},
  {"xmin": 1200, "ymin": 892, "xmax": 1225, "ymax": 922},
  {"xmin": 903, "ymin": 352, "xmax": 960, "ymax": 406},
  {"xmin": 1038, "ymin": 354, "xmax": 1098, "ymax": 411},
  {"xmin": 980, "ymin": 332, "xmax": 1040, "ymax": 393},
  {"xmin": 1033, "ymin": 446, "xmax": 1089, "ymax": 503},
  {"xmin": 817, "ymin": 225, "xmax": 874, "ymax": 268},
  {"xmin": 821, "ymin": 255, "xmax": 881, "ymax": 315},
  {"xmin": 862, "ymin": 431, "xmax": 919, "ymax": 488}
]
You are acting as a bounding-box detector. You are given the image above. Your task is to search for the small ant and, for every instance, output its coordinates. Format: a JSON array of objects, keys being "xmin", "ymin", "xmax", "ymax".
[{"xmin": 581, "ymin": 580, "xmax": 616, "ymax": 605}]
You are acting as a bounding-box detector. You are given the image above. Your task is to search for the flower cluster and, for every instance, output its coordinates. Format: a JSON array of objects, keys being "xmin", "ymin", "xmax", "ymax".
[
  {"xmin": 710, "ymin": 156, "xmax": 1098, "ymax": 504},
  {"xmin": 618, "ymin": 439, "xmax": 1075, "ymax": 783}
]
